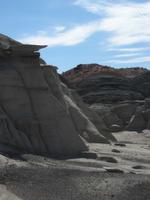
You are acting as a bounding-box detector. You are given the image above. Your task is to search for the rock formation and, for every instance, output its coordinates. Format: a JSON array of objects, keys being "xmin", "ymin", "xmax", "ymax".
[
  {"xmin": 0, "ymin": 34, "xmax": 115, "ymax": 158},
  {"xmin": 62, "ymin": 64, "xmax": 150, "ymax": 133},
  {"xmin": 62, "ymin": 64, "xmax": 148, "ymax": 104}
]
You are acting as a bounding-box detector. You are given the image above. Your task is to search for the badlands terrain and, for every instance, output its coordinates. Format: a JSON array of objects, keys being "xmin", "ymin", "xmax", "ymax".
[
  {"xmin": 0, "ymin": 130, "xmax": 150, "ymax": 200},
  {"xmin": 0, "ymin": 34, "xmax": 150, "ymax": 199}
]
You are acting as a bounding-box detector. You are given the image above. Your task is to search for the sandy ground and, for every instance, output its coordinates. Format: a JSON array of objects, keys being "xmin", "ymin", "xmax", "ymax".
[
  {"xmin": 0, "ymin": 130, "xmax": 150, "ymax": 200},
  {"xmin": 67, "ymin": 130, "xmax": 150, "ymax": 174}
]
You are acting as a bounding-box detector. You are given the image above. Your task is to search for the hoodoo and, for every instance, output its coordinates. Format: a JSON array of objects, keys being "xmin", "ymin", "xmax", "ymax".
[{"xmin": 0, "ymin": 34, "xmax": 113, "ymax": 158}]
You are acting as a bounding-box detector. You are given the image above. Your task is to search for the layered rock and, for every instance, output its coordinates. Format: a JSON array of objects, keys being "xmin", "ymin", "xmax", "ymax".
[
  {"xmin": 0, "ymin": 34, "xmax": 115, "ymax": 158},
  {"xmin": 133, "ymin": 72, "xmax": 150, "ymax": 98},
  {"xmin": 62, "ymin": 64, "xmax": 147, "ymax": 104},
  {"xmin": 62, "ymin": 64, "xmax": 148, "ymax": 84},
  {"xmin": 62, "ymin": 64, "xmax": 150, "ymax": 133}
]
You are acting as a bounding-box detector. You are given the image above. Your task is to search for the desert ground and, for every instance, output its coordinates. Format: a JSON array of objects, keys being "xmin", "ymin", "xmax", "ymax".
[{"xmin": 0, "ymin": 130, "xmax": 150, "ymax": 200}]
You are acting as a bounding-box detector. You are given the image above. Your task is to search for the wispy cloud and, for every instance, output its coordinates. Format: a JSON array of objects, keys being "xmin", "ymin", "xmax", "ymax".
[
  {"xmin": 74, "ymin": 0, "xmax": 150, "ymax": 46},
  {"xmin": 108, "ymin": 56, "xmax": 150, "ymax": 64},
  {"xmin": 74, "ymin": 0, "xmax": 109, "ymax": 13},
  {"xmin": 53, "ymin": 26, "xmax": 66, "ymax": 33},
  {"xmin": 108, "ymin": 47, "xmax": 150, "ymax": 52},
  {"xmin": 20, "ymin": 0, "xmax": 150, "ymax": 54},
  {"xmin": 73, "ymin": 0, "xmax": 150, "ymax": 65},
  {"xmin": 114, "ymin": 53, "xmax": 140, "ymax": 58},
  {"xmin": 20, "ymin": 21, "xmax": 101, "ymax": 46}
]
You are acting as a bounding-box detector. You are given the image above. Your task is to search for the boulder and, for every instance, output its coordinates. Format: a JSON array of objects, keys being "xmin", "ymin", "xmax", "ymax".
[
  {"xmin": 112, "ymin": 103, "xmax": 137, "ymax": 125},
  {"xmin": 126, "ymin": 113, "xmax": 146, "ymax": 132},
  {"xmin": 103, "ymin": 111, "xmax": 123, "ymax": 131}
]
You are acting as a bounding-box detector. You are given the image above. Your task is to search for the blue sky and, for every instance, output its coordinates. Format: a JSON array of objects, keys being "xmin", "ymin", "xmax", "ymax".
[{"xmin": 1, "ymin": 0, "xmax": 150, "ymax": 72}]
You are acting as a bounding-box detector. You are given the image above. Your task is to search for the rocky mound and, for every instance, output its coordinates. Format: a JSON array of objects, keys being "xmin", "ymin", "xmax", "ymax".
[
  {"xmin": 62, "ymin": 64, "xmax": 148, "ymax": 104},
  {"xmin": 0, "ymin": 34, "xmax": 116, "ymax": 158},
  {"xmin": 62, "ymin": 64, "xmax": 150, "ymax": 132},
  {"xmin": 63, "ymin": 64, "xmax": 148, "ymax": 83},
  {"xmin": 63, "ymin": 64, "xmax": 115, "ymax": 85}
]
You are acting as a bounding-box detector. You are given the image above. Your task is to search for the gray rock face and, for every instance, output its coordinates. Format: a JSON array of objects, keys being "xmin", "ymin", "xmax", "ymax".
[
  {"xmin": 77, "ymin": 75, "xmax": 144, "ymax": 104},
  {"xmin": 62, "ymin": 64, "xmax": 148, "ymax": 104},
  {"xmin": 133, "ymin": 72, "xmax": 150, "ymax": 98},
  {"xmin": 91, "ymin": 101, "xmax": 150, "ymax": 132},
  {"xmin": 0, "ymin": 34, "xmax": 113, "ymax": 158},
  {"xmin": 126, "ymin": 113, "xmax": 146, "ymax": 132},
  {"xmin": 62, "ymin": 64, "xmax": 150, "ymax": 133}
]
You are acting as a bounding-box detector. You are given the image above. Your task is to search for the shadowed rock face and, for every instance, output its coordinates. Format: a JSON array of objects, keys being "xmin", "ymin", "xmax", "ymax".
[
  {"xmin": 62, "ymin": 64, "xmax": 148, "ymax": 104},
  {"xmin": 0, "ymin": 35, "xmax": 115, "ymax": 158},
  {"xmin": 62, "ymin": 64, "xmax": 150, "ymax": 133}
]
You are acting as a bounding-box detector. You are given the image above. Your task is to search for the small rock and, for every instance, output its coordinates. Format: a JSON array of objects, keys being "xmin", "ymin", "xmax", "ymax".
[
  {"xmin": 112, "ymin": 149, "xmax": 121, "ymax": 153},
  {"xmin": 130, "ymin": 171, "xmax": 136, "ymax": 174},
  {"xmin": 132, "ymin": 165, "xmax": 146, "ymax": 169},
  {"xmin": 80, "ymin": 152, "xmax": 98, "ymax": 159},
  {"xmin": 97, "ymin": 156, "xmax": 118, "ymax": 163},
  {"xmin": 114, "ymin": 143, "xmax": 126, "ymax": 147},
  {"xmin": 110, "ymin": 124, "xmax": 122, "ymax": 132},
  {"xmin": 105, "ymin": 168, "xmax": 124, "ymax": 173}
]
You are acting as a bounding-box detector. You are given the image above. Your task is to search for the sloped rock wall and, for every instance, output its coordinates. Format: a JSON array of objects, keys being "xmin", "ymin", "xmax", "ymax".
[
  {"xmin": 0, "ymin": 34, "xmax": 113, "ymax": 158},
  {"xmin": 43, "ymin": 66, "xmax": 115, "ymax": 143}
]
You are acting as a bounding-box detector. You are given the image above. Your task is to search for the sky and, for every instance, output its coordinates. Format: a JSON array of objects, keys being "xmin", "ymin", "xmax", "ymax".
[{"xmin": 1, "ymin": 0, "xmax": 150, "ymax": 72}]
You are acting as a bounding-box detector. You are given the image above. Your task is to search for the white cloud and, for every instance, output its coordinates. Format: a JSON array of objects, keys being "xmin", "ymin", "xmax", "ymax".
[
  {"xmin": 20, "ymin": 21, "xmax": 102, "ymax": 46},
  {"xmin": 53, "ymin": 26, "xmax": 66, "ymax": 33},
  {"xmin": 114, "ymin": 53, "xmax": 140, "ymax": 58},
  {"xmin": 73, "ymin": 0, "xmax": 150, "ymax": 65},
  {"xmin": 74, "ymin": 0, "xmax": 150, "ymax": 46},
  {"xmin": 20, "ymin": 0, "xmax": 150, "ymax": 52},
  {"xmin": 74, "ymin": 0, "xmax": 108, "ymax": 13},
  {"xmin": 108, "ymin": 47, "xmax": 150, "ymax": 52},
  {"xmin": 108, "ymin": 56, "xmax": 150, "ymax": 64}
]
